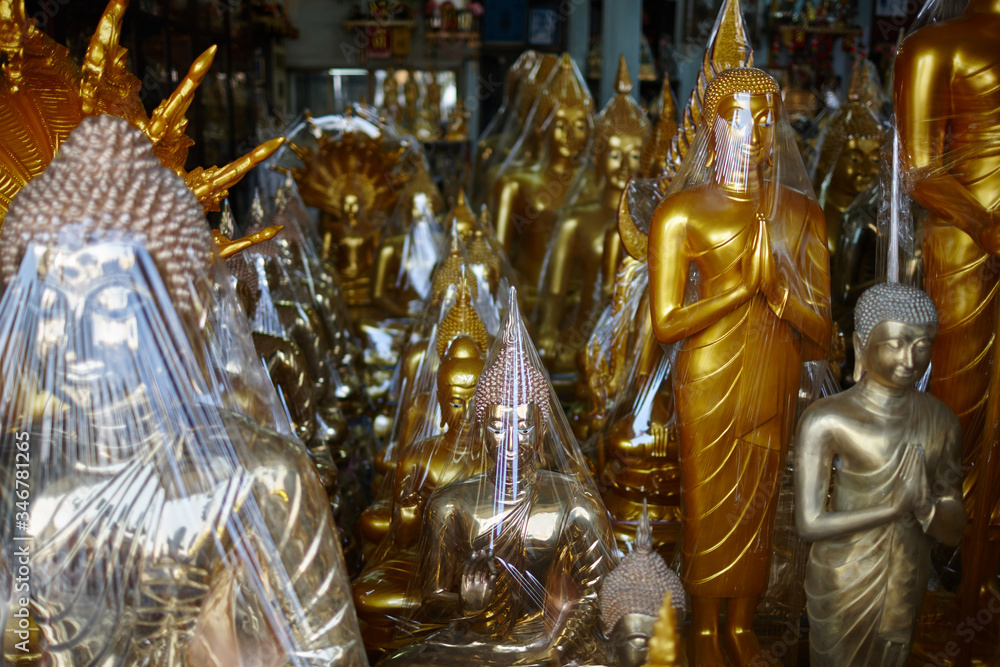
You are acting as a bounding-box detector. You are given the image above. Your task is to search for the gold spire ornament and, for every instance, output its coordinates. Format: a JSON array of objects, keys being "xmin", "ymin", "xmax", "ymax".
[
  {"xmin": 639, "ymin": 75, "xmax": 678, "ymax": 179},
  {"xmin": 0, "ymin": 0, "xmax": 282, "ymax": 223}
]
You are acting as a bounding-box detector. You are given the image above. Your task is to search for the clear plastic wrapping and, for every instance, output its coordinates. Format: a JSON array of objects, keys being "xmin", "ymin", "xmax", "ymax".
[
  {"xmin": 890, "ymin": 0, "xmax": 1000, "ymax": 654},
  {"xmin": 644, "ymin": 67, "xmax": 831, "ymax": 661},
  {"xmin": 0, "ymin": 115, "xmax": 365, "ymax": 665},
  {"xmin": 371, "ymin": 288, "xmax": 619, "ymax": 667}
]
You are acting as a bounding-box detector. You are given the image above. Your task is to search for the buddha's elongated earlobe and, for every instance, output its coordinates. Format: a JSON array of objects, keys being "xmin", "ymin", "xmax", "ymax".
[{"xmin": 852, "ymin": 331, "xmax": 865, "ymax": 384}]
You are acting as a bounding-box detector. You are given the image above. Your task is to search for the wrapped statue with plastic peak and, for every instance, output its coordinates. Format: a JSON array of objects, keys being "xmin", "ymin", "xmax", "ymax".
[
  {"xmin": 362, "ymin": 270, "xmax": 492, "ymax": 552},
  {"xmin": 893, "ymin": 0, "xmax": 1000, "ymax": 634},
  {"xmin": 378, "ymin": 288, "xmax": 618, "ymax": 667},
  {"xmin": 647, "ymin": 67, "xmax": 832, "ymax": 665},
  {"xmin": 795, "ymin": 283, "xmax": 965, "ymax": 665},
  {"xmin": 0, "ymin": 115, "xmax": 366, "ymax": 666},
  {"xmin": 473, "ymin": 52, "xmax": 554, "ymax": 208},
  {"xmin": 534, "ymin": 55, "xmax": 651, "ymax": 377},
  {"xmin": 599, "ymin": 502, "xmax": 688, "ymax": 667},
  {"xmin": 593, "ymin": 262, "xmax": 682, "ymax": 560},
  {"xmin": 491, "ymin": 53, "xmax": 595, "ymax": 295},
  {"xmin": 354, "ymin": 328, "xmax": 489, "ymax": 657}
]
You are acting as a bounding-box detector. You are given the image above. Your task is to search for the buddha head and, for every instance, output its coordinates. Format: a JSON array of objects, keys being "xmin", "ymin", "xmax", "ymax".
[
  {"xmin": 816, "ymin": 102, "xmax": 885, "ymax": 207},
  {"xmin": 437, "ymin": 335, "xmax": 486, "ymax": 431},
  {"xmin": 853, "ymin": 282, "xmax": 938, "ymax": 386},
  {"xmin": 403, "ymin": 75, "xmax": 419, "ymax": 108},
  {"xmin": 431, "ymin": 235, "xmax": 479, "ymax": 307},
  {"xmin": 599, "ymin": 505, "xmax": 687, "ymax": 667},
  {"xmin": 593, "ymin": 55, "xmax": 651, "ymax": 193},
  {"xmin": 702, "ymin": 67, "xmax": 781, "ymax": 192},
  {"xmin": 474, "ymin": 316, "xmax": 550, "ymax": 469},
  {"xmin": 515, "ymin": 53, "xmax": 560, "ymax": 130},
  {"xmin": 504, "ymin": 50, "xmax": 540, "ymax": 106},
  {"xmin": 534, "ymin": 53, "xmax": 594, "ymax": 162}
]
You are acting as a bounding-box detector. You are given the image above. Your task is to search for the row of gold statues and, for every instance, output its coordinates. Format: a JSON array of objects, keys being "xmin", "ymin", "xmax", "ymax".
[{"xmin": 1, "ymin": 0, "xmax": 999, "ymax": 664}]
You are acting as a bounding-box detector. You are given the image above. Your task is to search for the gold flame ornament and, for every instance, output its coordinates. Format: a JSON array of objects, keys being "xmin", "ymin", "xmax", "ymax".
[{"xmin": 0, "ymin": 0, "xmax": 282, "ymax": 225}]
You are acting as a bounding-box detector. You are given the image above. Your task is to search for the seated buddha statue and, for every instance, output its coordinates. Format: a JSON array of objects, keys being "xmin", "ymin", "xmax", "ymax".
[
  {"xmin": 354, "ymin": 334, "xmax": 488, "ymax": 655},
  {"xmin": 0, "ymin": 115, "xmax": 366, "ymax": 665},
  {"xmin": 492, "ymin": 53, "xmax": 594, "ymax": 293},
  {"xmin": 475, "ymin": 49, "xmax": 540, "ymax": 170},
  {"xmin": 383, "ymin": 67, "xmax": 401, "ymax": 122},
  {"xmin": 535, "ymin": 55, "xmax": 650, "ymax": 374},
  {"xmin": 378, "ymin": 290, "xmax": 617, "ymax": 667},
  {"xmin": 365, "ymin": 273, "xmax": 490, "ymax": 538}
]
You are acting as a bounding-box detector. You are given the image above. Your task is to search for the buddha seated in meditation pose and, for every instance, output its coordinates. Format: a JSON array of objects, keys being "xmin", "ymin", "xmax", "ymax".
[
  {"xmin": 354, "ymin": 333, "xmax": 488, "ymax": 655},
  {"xmin": 647, "ymin": 67, "xmax": 831, "ymax": 665},
  {"xmin": 795, "ymin": 283, "xmax": 965, "ymax": 665},
  {"xmin": 0, "ymin": 116, "xmax": 365, "ymax": 666},
  {"xmin": 377, "ymin": 289, "xmax": 617, "ymax": 667}
]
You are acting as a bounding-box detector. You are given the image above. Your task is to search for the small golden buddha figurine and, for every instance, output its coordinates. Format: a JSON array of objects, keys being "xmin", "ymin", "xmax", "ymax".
[
  {"xmin": 492, "ymin": 53, "xmax": 594, "ymax": 292},
  {"xmin": 384, "ymin": 67, "xmax": 401, "ymax": 119},
  {"xmin": 535, "ymin": 55, "xmax": 649, "ymax": 374},
  {"xmin": 289, "ymin": 116, "xmax": 408, "ymax": 328},
  {"xmin": 445, "ymin": 99, "xmax": 471, "ymax": 141},
  {"xmin": 796, "ymin": 283, "xmax": 965, "ymax": 665},
  {"xmin": 647, "ymin": 67, "xmax": 831, "ymax": 665},
  {"xmin": 599, "ymin": 503, "xmax": 688, "ymax": 667},
  {"xmin": 425, "ymin": 70, "xmax": 443, "ymax": 128},
  {"xmin": 813, "ymin": 102, "xmax": 885, "ymax": 253},
  {"xmin": 894, "ymin": 0, "xmax": 1000, "ymax": 636},
  {"xmin": 645, "ymin": 593, "xmax": 683, "ymax": 667},
  {"xmin": 0, "ymin": 115, "xmax": 366, "ymax": 665},
  {"xmin": 378, "ymin": 289, "xmax": 618, "ymax": 667},
  {"xmin": 639, "ymin": 75, "xmax": 679, "ymax": 180},
  {"xmin": 354, "ymin": 334, "xmax": 488, "ymax": 656}
]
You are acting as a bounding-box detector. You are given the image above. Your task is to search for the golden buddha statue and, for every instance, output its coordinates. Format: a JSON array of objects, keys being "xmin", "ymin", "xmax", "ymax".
[
  {"xmin": 647, "ymin": 67, "xmax": 831, "ymax": 665},
  {"xmin": 472, "ymin": 53, "xmax": 558, "ymax": 208},
  {"xmin": 492, "ymin": 53, "xmax": 594, "ymax": 292},
  {"xmin": 354, "ymin": 334, "xmax": 488, "ymax": 656},
  {"xmin": 400, "ymin": 74, "xmax": 438, "ymax": 141},
  {"xmin": 535, "ymin": 55, "xmax": 650, "ymax": 374},
  {"xmin": 384, "ymin": 67, "xmax": 401, "ymax": 120},
  {"xmin": 795, "ymin": 283, "xmax": 964, "ymax": 665},
  {"xmin": 0, "ymin": 114, "xmax": 366, "ymax": 665},
  {"xmin": 894, "ymin": 0, "xmax": 1000, "ymax": 644},
  {"xmin": 445, "ymin": 99, "xmax": 471, "ymax": 141},
  {"xmin": 645, "ymin": 593, "xmax": 683, "ymax": 667},
  {"xmin": 289, "ymin": 115, "xmax": 408, "ymax": 327},
  {"xmin": 366, "ymin": 270, "xmax": 488, "ymax": 504},
  {"xmin": 475, "ymin": 49, "xmax": 540, "ymax": 168},
  {"xmin": 598, "ymin": 503, "xmax": 688, "ymax": 667},
  {"xmin": 813, "ymin": 102, "xmax": 885, "ymax": 253},
  {"xmin": 378, "ymin": 289, "xmax": 618, "ymax": 667},
  {"xmin": 639, "ymin": 75, "xmax": 679, "ymax": 179},
  {"xmin": 425, "ymin": 70, "xmax": 443, "ymax": 128}
]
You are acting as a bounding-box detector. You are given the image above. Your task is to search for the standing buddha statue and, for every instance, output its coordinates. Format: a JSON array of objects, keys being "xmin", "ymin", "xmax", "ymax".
[
  {"xmin": 535, "ymin": 55, "xmax": 650, "ymax": 374},
  {"xmin": 647, "ymin": 67, "xmax": 831, "ymax": 665},
  {"xmin": 492, "ymin": 53, "xmax": 594, "ymax": 294},
  {"xmin": 894, "ymin": 1, "xmax": 1000, "ymax": 648}
]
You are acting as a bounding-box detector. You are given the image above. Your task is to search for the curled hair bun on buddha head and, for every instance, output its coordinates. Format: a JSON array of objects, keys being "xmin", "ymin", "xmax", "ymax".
[
  {"xmin": 0, "ymin": 114, "xmax": 216, "ymax": 317},
  {"xmin": 854, "ymin": 282, "xmax": 938, "ymax": 348}
]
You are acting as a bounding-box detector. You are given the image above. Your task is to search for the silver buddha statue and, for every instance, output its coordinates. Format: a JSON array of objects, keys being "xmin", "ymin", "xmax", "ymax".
[
  {"xmin": 0, "ymin": 116, "xmax": 366, "ymax": 666},
  {"xmin": 795, "ymin": 282, "xmax": 965, "ymax": 665}
]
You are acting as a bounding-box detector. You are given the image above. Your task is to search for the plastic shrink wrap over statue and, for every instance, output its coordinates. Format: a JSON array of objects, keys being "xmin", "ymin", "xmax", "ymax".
[
  {"xmin": 472, "ymin": 50, "xmax": 541, "ymax": 207},
  {"xmin": 0, "ymin": 115, "xmax": 367, "ymax": 666},
  {"xmin": 359, "ymin": 287, "xmax": 619, "ymax": 667},
  {"xmin": 489, "ymin": 54, "xmax": 595, "ymax": 301},
  {"xmin": 274, "ymin": 111, "xmax": 427, "ymax": 411},
  {"xmin": 888, "ymin": 0, "xmax": 1000, "ymax": 659},
  {"xmin": 642, "ymin": 64, "xmax": 832, "ymax": 664},
  {"xmin": 532, "ymin": 55, "xmax": 651, "ymax": 384}
]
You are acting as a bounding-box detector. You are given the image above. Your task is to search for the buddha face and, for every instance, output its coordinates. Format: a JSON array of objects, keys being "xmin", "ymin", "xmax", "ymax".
[
  {"xmin": 484, "ymin": 403, "xmax": 540, "ymax": 465},
  {"xmin": 342, "ymin": 193, "xmax": 360, "ymax": 222},
  {"xmin": 710, "ymin": 93, "xmax": 777, "ymax": 176},
  {"xmin": 857, "ymin": 320, "xmax": 935, "ymax": 390},
  {"xmin": 598, "ymin": 134, "xmax": 644, "ymax": 191},
  {"xmin": 612, "ymin": 613, "xmax": 657, "ymax": 667},
  {"xmin": 404, "ymin": 79, "xmax": 419, "ymax": 106},
  {"xmin": 437, "ymin": 371, "xmax": 479, "ymax": 430},
  {"xmin": 547, "ymin": 105, "xmax": 591, "ymax": 160},
  {"xmin": 831, "ymin": 135, "xmax": 882, "ymax": 200}
]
